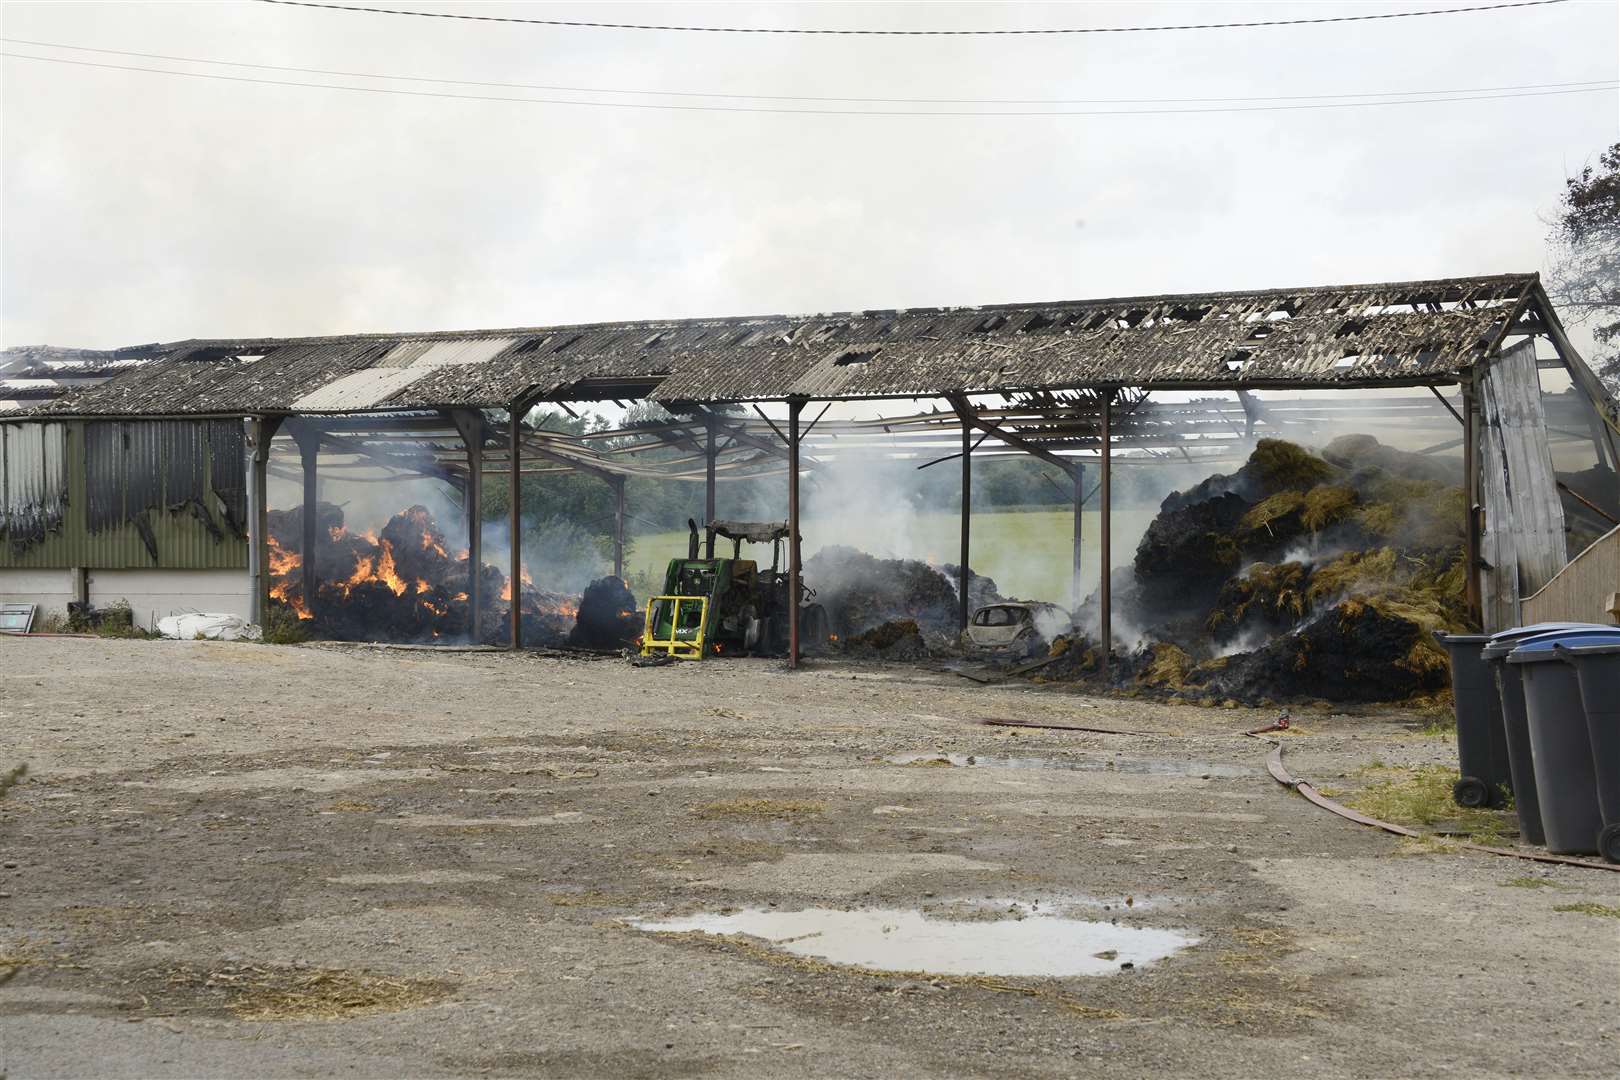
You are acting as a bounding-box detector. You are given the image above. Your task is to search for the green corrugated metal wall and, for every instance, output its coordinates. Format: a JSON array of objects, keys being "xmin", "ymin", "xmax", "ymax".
[{"xmin": 0, "ymin": 420, "xmax": 248, "ymax": 570}]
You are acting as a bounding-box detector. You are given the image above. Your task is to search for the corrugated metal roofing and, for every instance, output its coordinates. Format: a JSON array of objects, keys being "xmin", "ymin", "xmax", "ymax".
[{"xmin": 14, "ymin": 274, "xmax": 1546, "ymax": 417}]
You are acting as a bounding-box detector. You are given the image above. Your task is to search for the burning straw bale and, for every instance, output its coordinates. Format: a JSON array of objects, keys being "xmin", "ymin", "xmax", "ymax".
[{"xmin": 266, "ymin": 502, "xmax": 581, "ymax": 646}]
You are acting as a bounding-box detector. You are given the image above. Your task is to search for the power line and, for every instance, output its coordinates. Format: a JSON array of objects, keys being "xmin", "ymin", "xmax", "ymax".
[
  {"xmin": 7, "ymin": 36, "xmax": 1615, "ymax": 107},
  {"xmin": 254, "ymin": 0, "xmax": 1574, "ymax": 35},
  {"xmin": 4, "ymin": 51, "xmax": 1613, "ymax": 117}
]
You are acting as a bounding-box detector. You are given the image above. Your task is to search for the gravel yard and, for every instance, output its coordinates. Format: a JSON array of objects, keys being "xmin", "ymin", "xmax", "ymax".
[{"xmin": 1, "ymin": 638, "xmax": 1616, "ymax": 1078}]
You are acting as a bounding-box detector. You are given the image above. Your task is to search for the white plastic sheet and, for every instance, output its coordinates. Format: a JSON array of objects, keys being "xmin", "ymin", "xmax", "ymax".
[{"xmin": 156, "ymin": 613, "xmax": 261, "ymax": 641}]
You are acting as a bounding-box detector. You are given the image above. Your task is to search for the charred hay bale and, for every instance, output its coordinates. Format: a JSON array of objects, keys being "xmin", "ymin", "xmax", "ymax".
[
  {"xmin": 567, "ymin": 576, "xmax": 641, "ymax": 650},
  {"xmin": 937, "ymin": 563, "xmax": 1005, "ymax": 612},
  {"xmin": 1321, "ymin": 434, "xmax": 1456, "ymax": 487},
  {"xmin": 840, "ymin": 618, "xmax": 928, "ymax": 660},
  {"xmin": 1135, "ymin": 440, "xmax": 1341, "ymax": 608},
  {"xmin": 1132, "ymin": 491, "xmax": 1249, "ymax": 608},
  {"xmin": 266, "ymin": 502, "xmax": 346, "ymax": 554},
  {"xmin": 1206, "ymin": 561, "xmax": 1310, "ymax": 643},
  {"xmin": 1246, "ymin": 438, "xmax": 1336, "ymax": 492},
  {"xmin": 853, "ymin": 618, "xmax": 922, "ymax": 650},
  {"xmin": 1136, "ymin": 642, "xmax": 1194, "ymax": 689},
  {"xmin": 1188, "ymin": 597, "xmax": 1452, "ymax": 704},
  {"xmin": 1303, "ymin": 547, "xmax": 1467, "ymax": 624},
  {"xmin": 804, "ymin": 546, "xmax": 963, "ymax": 637}
]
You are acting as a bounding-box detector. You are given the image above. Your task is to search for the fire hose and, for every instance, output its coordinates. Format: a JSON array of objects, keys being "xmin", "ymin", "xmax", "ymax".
[{"xmin": 1251, "ymin": 734, "xmax": 1620, "ymax": 873}]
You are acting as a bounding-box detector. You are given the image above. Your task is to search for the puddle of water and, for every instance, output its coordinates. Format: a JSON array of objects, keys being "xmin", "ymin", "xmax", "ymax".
[
  {"xmin": 636, "ymin": 906, "xmax": 1197, "ymax": 977},
  {"xmin": 885, "ymin": 752, "xmax": 1253, "ymax": 778}
]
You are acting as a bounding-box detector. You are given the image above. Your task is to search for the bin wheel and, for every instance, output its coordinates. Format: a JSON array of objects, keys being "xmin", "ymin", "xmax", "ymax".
[
  {"xmin": 1452, "ymin": 777, "xmax": 1491, "ymax": 809},
  {"xmin": 1600, "ymin": 823, "xmax": 1620, "ymax": 865}
]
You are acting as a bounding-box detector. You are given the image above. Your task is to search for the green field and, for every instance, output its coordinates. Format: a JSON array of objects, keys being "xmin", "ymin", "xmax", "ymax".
[{"xmin": 625, "ymin": 508, "xmax": 1158, "ymax": 607}]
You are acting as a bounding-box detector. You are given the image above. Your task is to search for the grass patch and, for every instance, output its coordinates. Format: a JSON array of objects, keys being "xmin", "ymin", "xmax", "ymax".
[
  {"xmin": 261, "ymin": 605, "xmax": 313, "ymax": 645},
  {"xmin": 692, "ymin": 798, "xmax": 825, "ymax": 820},
  {"xmin": 1552, "ymin": 903, "xmax": 1620, "ymax": 919},
  {"xmin": 85, "ymin": 600, "xmax": 158, "ymax": 639},
  {"xmin": 1343, "ymin": 764, "xmax": 1510, "ymax": 844},
  {"xmin": 1500, "ymin": 876, "xmax": 1563, "ymax": 890}
]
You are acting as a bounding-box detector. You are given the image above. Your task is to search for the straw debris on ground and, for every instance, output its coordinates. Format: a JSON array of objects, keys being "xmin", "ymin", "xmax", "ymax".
[
  {"xmin": 150, "ymin": 964, "xmax": 451, "ymax": 1021},
  {"xmin": 691, "ymin": 798, "xmax": 826, "ymax": 819}
]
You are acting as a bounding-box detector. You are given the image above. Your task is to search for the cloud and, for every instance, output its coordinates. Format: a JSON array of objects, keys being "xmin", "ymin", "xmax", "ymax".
[{"xmin": 2, "ymin": 1, "xmax": 1616, "ymax": 347}]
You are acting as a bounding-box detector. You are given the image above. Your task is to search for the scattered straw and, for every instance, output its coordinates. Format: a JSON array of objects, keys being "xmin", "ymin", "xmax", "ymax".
[
  {"xmin": 1500, "ymin": 877, "xmax": 1563, "ymax": 890},
  {"xmin": 692, "ymin": 798, "xmax": 825, "ymax": 820},
  {"xmin": 1553, "ymin": 903, "xmax": 1620, "ymax": 919},
  {"xmin": 156, "ymin": 964, "xmax": 449, "ymax": 1021}
]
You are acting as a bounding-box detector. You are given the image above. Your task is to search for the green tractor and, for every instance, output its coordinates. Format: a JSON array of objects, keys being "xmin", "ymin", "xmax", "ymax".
[{"xmin": 641, "ymin": 519, "xmax": 829, "ymax": 659}]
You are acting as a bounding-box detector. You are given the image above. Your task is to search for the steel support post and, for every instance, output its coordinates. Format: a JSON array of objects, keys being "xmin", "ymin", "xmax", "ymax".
[
  {"xmin": 292, "ymin": 425, "xmax": 320, "ymax": 622},
  {"xmin": 1463, "ymin": 375, "xmax": 1483, "ymax": 628},
  {"xmin": 509, "ymin": 403, "xmax": 524, "ymax": 650},
  {"xmin": 705, "ymin": 413, "xmax": 717, "ymax": 526},
  {"xmin": 446, "ymin": 411, "xmax": 485, "ymax": 641},
  {"xmin": 788, "ymin": 400, "xmax": 804, "ymax": 670},
  {"xmin": 959, "ymin": 411, "xmax": 972, "ymax": 634},
  {"xmin": 1099, "ymin": 393, "xmax": 1114, "ymax": 679},
  {"xmin": 612, "ymin": 474, "xmax": 626, "ymax": 581},
  {"xmin": 1071, "ymin": 463, "xmax": 1085, "ymax": 613},
  {"xmin": 246, "ymin": 415, "xmax": 284, "ymax": 626}
]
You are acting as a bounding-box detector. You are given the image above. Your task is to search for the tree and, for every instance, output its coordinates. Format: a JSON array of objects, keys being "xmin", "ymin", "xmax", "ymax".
[{"xmin": 1547, "ymin": 143, "xmax": 1620, "ymax": 390}]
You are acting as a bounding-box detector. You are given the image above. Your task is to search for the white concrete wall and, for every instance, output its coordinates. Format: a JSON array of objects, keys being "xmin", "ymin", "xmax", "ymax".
[
  {"xmin": 87, "ymin": 569, "xmax": 253, "ymax": 630},
  {"xmin": 0, "ymin": 568, "xmax": 76, "ymax": 626}
]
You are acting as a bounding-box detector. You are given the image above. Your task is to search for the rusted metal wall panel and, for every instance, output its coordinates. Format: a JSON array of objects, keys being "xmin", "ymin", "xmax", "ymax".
[
  {"xmin": 1479, "ymin": 341, "xmax": 1568, "ymax": 631},
  {"xmin": 1522, "ymin": 526, "xmax": 1620, "ymax": 625},
  {"xmin": 0, "ymin": 420, "xmax": 247, "ymax": 571},
  {"xmin": 0, "ymin": 422, "xmax": 67, "ymax": 551}
]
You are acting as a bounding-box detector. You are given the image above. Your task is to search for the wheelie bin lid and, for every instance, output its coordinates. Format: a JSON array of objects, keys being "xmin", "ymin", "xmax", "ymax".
[
  {"xmin": 1480, "ymin": 622, "xmax": 1610, "ymax": 660},
  {"xmin": 1505, "ymin": 627, "xmax": 1620, "ymax": 665},
  {"xmin": 1433, "ymin": 630, "xmax": 1491, "ymax": 645},
  {"xmin": 1553, "ymin": 639, "xmax": 1620, "ymax": 657}
]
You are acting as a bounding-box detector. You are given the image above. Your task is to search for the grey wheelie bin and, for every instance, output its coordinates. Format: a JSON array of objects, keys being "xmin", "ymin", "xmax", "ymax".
[
  {"xmin": 1554, "ymin": 639, "xmax": 1620, "ymax": 863},
  {"xmin": 1434, "ymin": 632, "xmax": 1511, "ymax": 807},
  {"xmin": 1506, "ymin": 628, "xmax": 1620, "ymax": 855},
  {"xmin": 1478, "ymin": 623, "xmax": 1605, "ymax": 846}
]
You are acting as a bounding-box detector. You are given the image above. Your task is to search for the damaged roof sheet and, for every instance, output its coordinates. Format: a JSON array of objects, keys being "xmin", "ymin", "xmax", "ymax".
[{"xmin": 22, "ymin": 274, "xmax": 1538, "ymax": 417}]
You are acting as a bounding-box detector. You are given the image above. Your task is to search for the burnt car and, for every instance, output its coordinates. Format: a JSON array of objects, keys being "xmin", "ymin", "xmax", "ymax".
[{"xmin": 964, "ymin": 601, "xmax": 1070, "ymax": 657}]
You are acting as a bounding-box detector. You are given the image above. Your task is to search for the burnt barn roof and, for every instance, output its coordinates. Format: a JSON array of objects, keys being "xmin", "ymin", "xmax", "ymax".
[{"xmin": 19, "ymin": 274, "xmax": 1542, "ymax": 417}]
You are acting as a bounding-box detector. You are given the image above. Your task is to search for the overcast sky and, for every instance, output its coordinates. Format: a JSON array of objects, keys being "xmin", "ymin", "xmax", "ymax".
[{"xmin": 2, "ymin": 1, "xmax": 1617, "ymax": 350}]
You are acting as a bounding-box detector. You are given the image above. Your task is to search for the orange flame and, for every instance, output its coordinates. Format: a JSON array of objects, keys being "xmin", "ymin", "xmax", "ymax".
[
  {"xmin": 266, "ymin": 535, "xmax": 312, "ymax": 619},
  {"xmin": 373, "ymin": 540, "xmax": 408, "ymax": 597}
]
